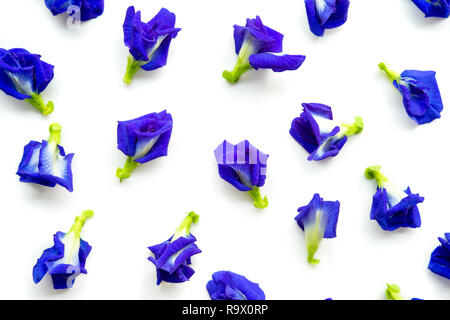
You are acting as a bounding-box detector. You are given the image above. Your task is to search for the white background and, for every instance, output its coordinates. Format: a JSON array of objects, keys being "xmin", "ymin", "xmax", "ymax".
[{"xmin": 0, "ymin": 0, "xmax": 448, "ymax": 300}]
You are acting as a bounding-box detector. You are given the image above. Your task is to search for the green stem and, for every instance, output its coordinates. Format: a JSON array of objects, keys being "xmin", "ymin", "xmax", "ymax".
[
  {"xmin": 173, "ymin": 211, "xmax": 200, "ymax": 240},
  {"xmin": 222, "ymin": 58, "xmax": 252, "ymax": 83},
  {"xmin": 386, "ymin": 284, "xmax": 405, "ymax": 300},
  {"xmin": 48, "ymin": 123, "xmax": 62, "ymax": 145},
  {"xmin": 116, "ymin": 156, "xmax": 139, "ymax": 182},
  {"xmin": 379, "ymin": 62, "xmax": 401, "ymax": 83},
  {"xmin": 25, "ymin": 93, "xmax": 54, "ymax": 115},
  {"xmin": 307, "ymin": 246, "xmax": 320, "ymax": 265},
  {"xmin": 247, "ymin": 187, "xmax": 269, "ymax": 209},
  {"xmin": 123, "ymin": 55, "xmax": 146, "ymax": 84},
  {"xmin": 67, "ymin": 210, "xmax": 94, "ymax": 238},
  {"xmin": 365, "ymin": 165, "xmax": 388, "ymax": 188},
  {"xmin": 223, "ymin": 38, "xmax": 254, "ymax": 83},
  {"xmin": 342, "ymin": 117, "xmax": 364, "ymax": 137}
]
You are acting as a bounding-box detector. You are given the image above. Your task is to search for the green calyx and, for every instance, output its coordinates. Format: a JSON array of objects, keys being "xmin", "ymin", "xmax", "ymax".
[
  {"xmin": 223, "ymin": 38, "xmax": 255, "ymax": 83},
  {"xmin": 379, "ymin": 62, "xmax": 401, "ymax": 83},
  {"xmin": 222, "ymin": 60, "xmax": 252, "ymax": 84},
  {"xmin": 123, "ymin": 55, "xmax": 147, "ymax": 84},
  {"xmin": 304, "ymin": 210, "xmax": 324, "ymax": 265},
  {"xmin": 247, "ymin": 187, "xmax": 269, "ymax": 209},
  {"xmin": 386, "ymin": 283, "xmax": 405, "ymax": 300},
  {"xmin": 116, "ymin": 156, "xmax": 140, "ymax": 182},
  {"xmin": 341, "ymin": 116, "xmax": 364, "ymax": 137},
  {"xmin": 365, "ymin": 165, "xmax": 388, "ymax": 188},
  {"xmin": 67, "ymin": 210, "xmax": 94, "ymax": 238},
  {"xmin": 307, "ymin": 244, "xmax": 320, "ymax": 265},
  {"xmin": 173, "ymin": 211, "xmax": 200, "ymax": 240},
  {"xmin": 26, "ymin": 92, "xmax": 54, "ymax": 115},
  {"xmin": 48, "ymin": 123, "xmax": 62, "ymax": 145}
]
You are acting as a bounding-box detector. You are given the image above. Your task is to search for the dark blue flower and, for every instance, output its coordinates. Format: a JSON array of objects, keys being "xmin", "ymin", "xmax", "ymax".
[
  {"xmin": 0, "ymin": 48, "xmax": 54, "ymax": 115},
  {"xmin": 412, "ymin": 0, "xmax": 450, "ymax": 18},
  {"xmin": 123, "ymin": 6, "xmax": 181, "ymax": 84},
  {"xmin": 214, "ymin": 140, "xmax": 269, "ymax": 209},
  {"xmin": 207, "ymin": 271, "xmax": 265, "ymax": 300},
  {"xmin": 428, "ymin": 233, "xmax": 450, "ymax": 279},
  {"xmin": 365, "ymin": 166, "xmax": 424, "ymax": 231},
  {"xmin": 379, "ymin": 63, "xmax": 444, "ymax": 125},
  {"xmin": 17, "ymin": 123, "xmax": 74, "ymax": 192},
  {"xmin": 295, "ymin": 193, "xmax": 340, "ymax": 264},
  {"xmin": 148, "ymin": 212, "xmax": 201, "ymax": 285},
  {"xmin": 304, "ymin": 0, "xmax": 350, "ymax": 36},
  {"xmin": 223, "ymin": 16, "xmax": 306, "ymax": 83},
  {"xmin": 45, "ymin": 0, "xmax": 104, "ymax": 21},
  {"xmin": 33, "ymin": 211, "xmax": 93, "ymax": 290},
  {"xmin": 290, "ymin": 103, "xmax": 363, "ymax": 161},
  {"xmin": 116, "ymin": 110, "xmax": 173, "ymax": 181}
]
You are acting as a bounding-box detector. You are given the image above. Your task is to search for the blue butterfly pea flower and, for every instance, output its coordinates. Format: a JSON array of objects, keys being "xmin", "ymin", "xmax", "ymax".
[
  {"xmin": 33, "ymin": 210, "xmax": 94, "ymax": 290},
  {"xmin": 0, "ymin": 48, "xmax": 54, "ymax": 115},
  {"xmin": 295, "ymin": 193, "xmax": 340, "ymax": 264},
  {"xmin": 428, "ymin": 233, "xmax": 450, "ymax": 279},
  {"xmin": 148, "ymin": 212, "xmax": 201, "ymax": 285},
  {"xmin": 411, "ymin": 0, "xmax": 450, "ymax": 18},
  {"xmin": 290, "ymin": 103, "xmax": 363, "ymax": 161},
  {"xmin": 365, "ymin": 166, "xmax": 424, "ymax": 231},
  {"xmin": 214, "ymin": 140, "xmax": 269, "ymax": 209},
  {"xmin": 223, "ymin": 16, "xmax": 306, "ymax": 83},
  {"xmin": 207, "ymin": 271, "xmax": 265, "ymax": 300},
  {"xmin": 45, "ymin": 0, "xmax": 104, "ymax": 21},
  {"xmin": 116, "ymin": 110, "xmax": 173, "ymax": 181},
  {"xmin": 17, "ymin": 123, "xmax": 74, "ymax": 192},
  {"xmin": 123, "ymin": 6, "xmax": 181, "ymax": 84},
  {"xmin": 304, "ymin": 0, "xmax": 350, "ymax": 36},
  {"xmin": 379, "ymin": 63, "xmax": 444, "ymax": 125}
]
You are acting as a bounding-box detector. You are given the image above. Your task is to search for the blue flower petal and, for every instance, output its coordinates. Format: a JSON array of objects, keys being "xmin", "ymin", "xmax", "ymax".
[
  {"xmin": 49, "ymin": 263, "xmax": 82, "ymax": 289},
  {"xmin": 78, "ymin": 0, "xmax": 104, "ymax": 21},
  {"xmin": 428, "ymin": 233, "xmax": 450, "ymax": 279},
  {"xmin": 295, "ymin": 193, "xmax": 340, "ymax": 238},
  {"xmin": 148, "ymin": 231, "xmax": 200, "ymax": 285},
  {"xmin": 0, "ymin": 48, "xmax": 54, "ymax": 101},
  {"xmin": 117, "ymin": 110, "xmax": 173, "ymax": 164},
  {"xmin": 291, "ymin": 103, "xmax": 362, "ymax": 161},
  {"xmin": 32, "ymin": 232, "xmax": 65, "ymax": 284},
  {"xmin": 305, "ymin": 0, "xmax": 326, "ymax": 36},
  {"xmin": 370, "ymin": 187, "xmax": 424, "ymax": 231},
  {"xmin": 38, "ymin": 140, "xmax": 74, "ymax": 192},
  {"xmin": 215, "ymin": 140, "xmax": 269, "ymax": 192},
  {"xmin": 156, "ymin": 235, "xmax": 201, "ymax": 274},
  {"xmin": 314, "ymin": 0, "xmax": 337, "ymax": 24},
  {"xmin": 304, "ymin": 0, "xmax": 350, "ymax": 36},
  {"xmin": 234, "ymin": 16, "xmax": 284, "ymax": 54},
  {"xmin": 307, "ymin": 127, "xmax": 346, "ymax": 161},
  {"xmin": 152, "ymin": 264, "xmax": 196, "ymax": 285},
  {"xmin": 394, "ymin": 70, "xmax": 444, "ymax": 124},
  {"xmin": 140, "ymin": 37, "xmax": 173, "ymax": 71},
  {"xmin": 17, "ymin": 141, "xmax": 56, "ymax": 187},
  {"xmin": 123, "ymin": 7, "xmax": 180, "ymax": 65},
  {"xmin": 248, "ymin": 53, "xmax": 306, "ymax": 72},
  {"xmin": 217, "ymin": 164, "xmax": 253, "ymax": 192},
  {"xmin": 322, "ymin": 0, "xmax": 350, "ymax": 29},
  {"xmin": 207, "ymin": 271, "xmax": 265, "ymax": 300},
  {"xmin": 412, "ymin": 0, "xmax": 450, "ymax": 18},
  {"xmin": 290, "ymin": 103, "xmax": 336, "ymax": 154},
  {"xmin": 45, "ymin": 0, "xmax": 104, "ymax": 21}
]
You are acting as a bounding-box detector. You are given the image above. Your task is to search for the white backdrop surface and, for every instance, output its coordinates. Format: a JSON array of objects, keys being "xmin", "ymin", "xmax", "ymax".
[{"xmin": 0, "ymin": 0, "xmax": 449, "ymax": 300}]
